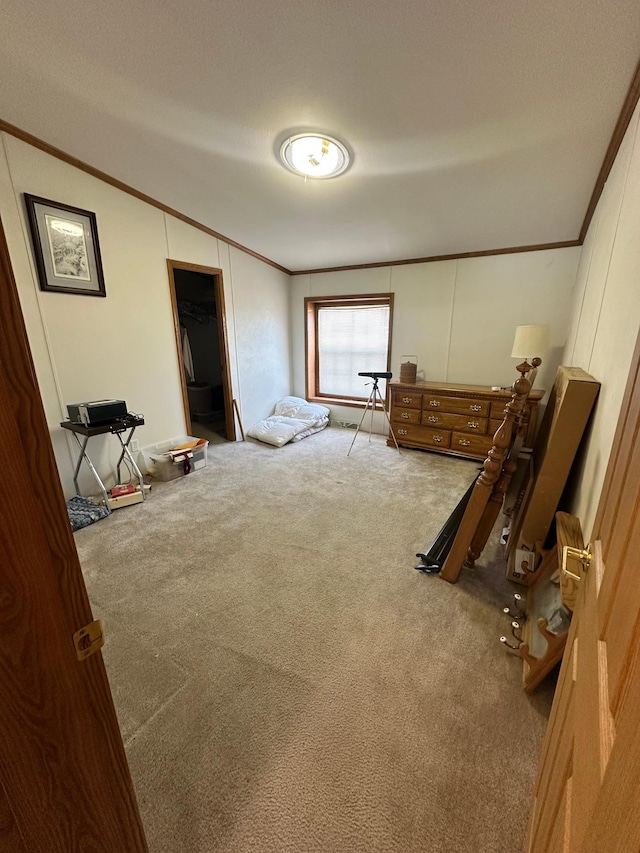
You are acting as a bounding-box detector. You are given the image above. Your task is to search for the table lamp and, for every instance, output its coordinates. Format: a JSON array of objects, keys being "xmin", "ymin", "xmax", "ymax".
[{"xmin": 511, "ymin": 324, "xmax": 548, "ymax": 372}]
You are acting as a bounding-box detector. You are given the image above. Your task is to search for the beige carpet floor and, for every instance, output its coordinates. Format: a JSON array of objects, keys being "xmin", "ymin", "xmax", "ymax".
[{"xmin": 74, "ymin": 426, "xmax": 554, "ymax": 853}]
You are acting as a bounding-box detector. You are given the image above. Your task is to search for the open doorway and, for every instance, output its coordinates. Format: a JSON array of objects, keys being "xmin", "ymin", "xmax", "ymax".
[{"xmin": 167, "ymin": 260, "xmax": 236, "ymax": 444}]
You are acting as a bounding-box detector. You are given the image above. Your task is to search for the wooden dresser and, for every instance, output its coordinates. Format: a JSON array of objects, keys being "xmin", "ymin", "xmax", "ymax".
[{"xmin": 387, "ymin": 380, "xmax": 543, "ymax": 460}]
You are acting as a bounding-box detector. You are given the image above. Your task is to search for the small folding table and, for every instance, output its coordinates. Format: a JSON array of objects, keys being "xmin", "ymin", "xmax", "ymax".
[{"xmin": 60, "ymin": 414, "xmax": 145, "ymax": 505}]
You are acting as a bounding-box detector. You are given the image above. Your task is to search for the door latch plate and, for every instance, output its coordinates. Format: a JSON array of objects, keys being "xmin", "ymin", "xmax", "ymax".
[{"xmin": 73, "ymin": 619, "xmax": 104, "ymax": 661}]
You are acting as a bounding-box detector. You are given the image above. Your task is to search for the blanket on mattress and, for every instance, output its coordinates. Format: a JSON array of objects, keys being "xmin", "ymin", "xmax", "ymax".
[{"xmin": 247, "ymin": 397, "xmax": 330, "ymax": 447}]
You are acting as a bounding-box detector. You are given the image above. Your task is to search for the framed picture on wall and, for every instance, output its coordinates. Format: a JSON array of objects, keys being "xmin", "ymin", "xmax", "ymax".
[{"xmin": 24, "ymin": 194, "xmax": 106, "ymax": 296}]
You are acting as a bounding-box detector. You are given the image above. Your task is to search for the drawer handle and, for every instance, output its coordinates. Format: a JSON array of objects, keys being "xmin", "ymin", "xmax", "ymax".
[
  {"xmin": 427, "ymin": 415, "xmax": 439, "ymax": 423},
  {"xmin": 401, "ymin": 412, "xmax": 410, "ymax": 419},
  {"xmin": 470, "ymin": 405, "xmax": 482, "ymax": 412},
  {"xmin": 433, "ymin": 435, "xmax": 443, "ymax": 443},
  {"xmin": 402, "ymin": 397, "xmax": 413, "ymax": 403},
  {"xmin": 467, "ymin": 421, "xmax": 480, "ymax": 429},
  {"xmin": 398, "ymin": 429, "xmax": 408, "ymax": 436},
  {"xmin": 458, "ymin": 439, "xmax": 471, "ymax": 446},
  {"xmin": 429, "ymin": 400, "xmax": 440, "ymax": 407}
]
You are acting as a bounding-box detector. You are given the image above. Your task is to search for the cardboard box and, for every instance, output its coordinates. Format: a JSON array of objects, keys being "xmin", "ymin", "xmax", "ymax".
[{"xmin": 506, "ymin": 366, "xmax": 600, "ymax": 584}]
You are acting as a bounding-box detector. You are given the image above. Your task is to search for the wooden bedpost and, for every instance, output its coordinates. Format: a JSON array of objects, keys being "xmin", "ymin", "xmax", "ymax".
[
  {"xmin": 465, "ymin": 455, "xmax": 519, "ymax": 568},
  {"xmin": 439, "ymin": 362, "xmax": 533, "ymax": 583},
  {"xmin": 464, "ymin": 356, "xmax": 542, "ymax": 568}
]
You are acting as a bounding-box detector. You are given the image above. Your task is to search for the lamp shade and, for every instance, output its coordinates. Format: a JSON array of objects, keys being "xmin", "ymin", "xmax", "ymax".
[{"xmin": 511, "ymin": 325, "xmax": 549, "ymax": 359}]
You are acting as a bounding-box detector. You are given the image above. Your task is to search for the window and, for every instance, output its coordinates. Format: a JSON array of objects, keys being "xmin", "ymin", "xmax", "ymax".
[{"xmin": 305, "ymin": 293, "xmax": 394, "ymax": 406}]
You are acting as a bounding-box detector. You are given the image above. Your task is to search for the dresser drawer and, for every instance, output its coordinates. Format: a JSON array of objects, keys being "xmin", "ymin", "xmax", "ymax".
[
  {"xmin": 392, "ymin": 392, "xmax": 422, "ymax": 409},
  {"xmin": 489, "ymin": 418, "xmax": 503, "ymax": 436},
  {"xmin": 394, "ymin": 424, "xmax": 451, "ymax": 449},
  {"xmin": 391, "ymin": 407, "xmax": 421, "ymax": 424},
  {"xmin": 422, "ymin": 411, "xmax": 488, "ymax": 434},
  {"xmin": 423, "ymin": 395, "xmax": 489, "ymax": 417},
  {"xmin": 451, "ymin": 431, "xmax": 494, "ymax": 457}
]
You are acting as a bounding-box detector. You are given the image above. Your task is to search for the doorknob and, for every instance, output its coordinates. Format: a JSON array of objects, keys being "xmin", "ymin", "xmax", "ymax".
[{"xmin": 561, "ymin": 545, "xmax": 591, "ymax": 581}]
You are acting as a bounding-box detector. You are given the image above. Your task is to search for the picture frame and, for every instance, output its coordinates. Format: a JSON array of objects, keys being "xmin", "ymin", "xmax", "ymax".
[{"xmin": 24, "ymin": 194, "xmax": 106, "ymax": 297}]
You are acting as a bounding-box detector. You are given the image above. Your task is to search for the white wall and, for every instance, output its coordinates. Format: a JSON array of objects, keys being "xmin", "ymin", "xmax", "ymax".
[
  {"xmin": 562, "ymin": 102, "xmax": 640, "ymax": 538},
  {"xmin": 0, "ymin": 132, "xmax": 291, "ymax": 497},
  {"xmin": 291, "ymin": 249, "xmax": 580, "ymax": 431}
]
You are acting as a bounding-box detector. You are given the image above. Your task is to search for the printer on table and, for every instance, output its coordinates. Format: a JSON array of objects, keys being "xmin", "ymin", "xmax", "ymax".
[{"xmin": 67, "ymin": 399, "xmax": 128, "ymax": 427}]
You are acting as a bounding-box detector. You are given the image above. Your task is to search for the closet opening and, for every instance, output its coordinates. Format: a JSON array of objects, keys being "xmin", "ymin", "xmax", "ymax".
[{"xmin": 167, "ymin": 260, "xmax": 236, "ymax": 444}]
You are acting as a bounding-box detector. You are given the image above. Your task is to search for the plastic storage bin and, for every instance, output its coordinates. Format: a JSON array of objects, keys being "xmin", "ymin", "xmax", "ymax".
[
  {"xmin": 191, "ymin": 440, "xmax": 208, "ymax": 471},
  {"xmin": 142, "ymin": 436, "xmax": 208, "ymax": 481}
]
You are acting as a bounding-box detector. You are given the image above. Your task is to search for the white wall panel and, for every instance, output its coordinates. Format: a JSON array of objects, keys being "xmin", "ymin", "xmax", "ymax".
[
  {"xmin": 217, "ymin": 240, "xmax": 242, "ymax": 410},
  {"xmin": 569, "ymin": 123, "xmax": 635, "ymax": 371},
  {"xmin": 563, "ymin": 104, "xmax": 640, "ymax": 536},
  {"xmin": 449, "ymin": 249, "xmax": 578, "ymax": 393},
  {"xmin": 310, "ymin": 266, "xmax": 392, "ymax": 297},
  {"xmin": 2, "ymin": 133, "xmax": 186, "ymax": 496},
  {"xmin": 290, "ymin": 273, "xmax": 311, "ymax": 398},
  {"xmin": 0, "ymin": 133, "xmax": 292, "ymax": 496},
  {"xmin": 229, "ymin": 247, "xmax": 291, "ymax": 431},
  {"xmin": 290, "ymin": 248, "xmax": 580, "ymax": 431},
  {"xmin": 165, "ymin": 214, "xmax": 221, "ymax": 269},
  {"xmin": 0, "ymin": 135, "xmax": 78, "ymax": 494},
  {"xmin": 388, "ymin": 262, "xmax": 456, "ymax": 382},
  {"xmin": 563, "ymin": 204, "xmax": 599, "ymax": 366}
]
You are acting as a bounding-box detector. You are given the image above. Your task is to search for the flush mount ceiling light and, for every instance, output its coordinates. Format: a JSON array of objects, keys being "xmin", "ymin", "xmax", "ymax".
[{"xmin": 279, "ymin": 133, "xmax": 350, "ymax": 180}]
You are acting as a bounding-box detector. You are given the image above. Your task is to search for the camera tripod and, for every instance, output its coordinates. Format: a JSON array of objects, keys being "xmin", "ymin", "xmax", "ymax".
[{"xmin": 347, "ymin": 374, "xmax": 401, "ymax": 456}]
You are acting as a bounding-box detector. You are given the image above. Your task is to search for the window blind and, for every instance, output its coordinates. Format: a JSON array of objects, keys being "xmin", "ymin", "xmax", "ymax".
[{"xmin": 317, "ymin": 304, "xmax": 390, "ymax": 398}]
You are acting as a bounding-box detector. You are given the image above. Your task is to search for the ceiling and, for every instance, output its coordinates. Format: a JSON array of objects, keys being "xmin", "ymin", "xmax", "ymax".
[{"xmin": 2, "ymin": 0, "xmax": 640, "ymax": 272}]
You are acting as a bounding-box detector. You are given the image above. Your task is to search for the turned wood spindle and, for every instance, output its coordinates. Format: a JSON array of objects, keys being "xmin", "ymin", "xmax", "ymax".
[{"xmin": 440, "ymin": 362, "xmax": 533, "ymax": 583}]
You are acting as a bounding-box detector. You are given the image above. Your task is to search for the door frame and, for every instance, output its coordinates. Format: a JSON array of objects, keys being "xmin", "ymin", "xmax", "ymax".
[
  {"xmin": 0, "ymin": 213, "xmax": 148, "ymax": 850},
  {"xmin": 167, "ymin": 259, "xmax": 236, "ymax": 442}
]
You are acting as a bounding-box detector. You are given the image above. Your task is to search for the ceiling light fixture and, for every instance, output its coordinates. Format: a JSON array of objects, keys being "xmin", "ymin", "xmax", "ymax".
[{"xmin": 279, "ymin": 133, "xmax": 350, "ymax": 180}]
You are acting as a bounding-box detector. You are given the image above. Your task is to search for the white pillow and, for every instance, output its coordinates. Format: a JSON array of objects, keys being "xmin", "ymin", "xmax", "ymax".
[
  {"xmin": 274, "ymin": 396, "xmax": 330, "ymax": 421},
  {"xmin": 247, "ymin": 416, "xmax": 304, "ymax": 447},
  {"xmin": 290, "ymin": 417, "xmax": 329, "ymax": 442}
]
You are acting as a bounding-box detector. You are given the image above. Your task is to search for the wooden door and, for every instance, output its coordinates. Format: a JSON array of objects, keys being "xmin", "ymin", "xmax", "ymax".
[
  {"xmin": 0, "ymin": 215, "xmax": 149, "ymax": 851},
  {"xmin": 526, "ymin": 331, "xmax": 640, "ymax": 852}
]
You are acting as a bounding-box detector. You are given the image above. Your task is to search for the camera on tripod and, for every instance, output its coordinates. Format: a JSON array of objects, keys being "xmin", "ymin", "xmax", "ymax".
[{"xmin": 358, "ymin": 371, "xmax": 392, "ymax": 380}]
